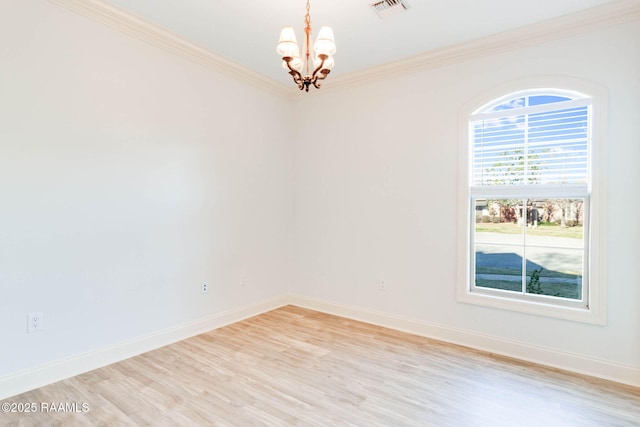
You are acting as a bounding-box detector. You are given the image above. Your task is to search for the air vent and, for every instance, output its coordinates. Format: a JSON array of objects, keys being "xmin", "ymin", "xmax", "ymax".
[{"xmin": 370, "ymin": 0, "xmax": 409, "ymax": 19}]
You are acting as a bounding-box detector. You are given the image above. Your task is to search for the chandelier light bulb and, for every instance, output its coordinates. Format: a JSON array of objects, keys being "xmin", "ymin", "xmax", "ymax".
[
  {"xmin": 283, "ymin": 54, "xmax": 303, "ymax": 72},
  {"xmin": 314, "ymin": 54, "xmax": 334, "ymax": 71}
]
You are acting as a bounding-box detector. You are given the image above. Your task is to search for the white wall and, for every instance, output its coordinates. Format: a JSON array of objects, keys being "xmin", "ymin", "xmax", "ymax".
[
  {"xmin": 2, "ymin": 0, "xmax": 639, "ymax": 395},
  {"xmin": 0, "ymin": 1, "xmax": 291, "ymax": 378},
  {"xmin": 291, "ymin": 21, "xmax": 640, "ymax": 375}
]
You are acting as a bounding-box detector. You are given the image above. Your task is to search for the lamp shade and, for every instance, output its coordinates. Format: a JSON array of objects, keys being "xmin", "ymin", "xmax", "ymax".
[
  {"xmin": 277, "ymin": 27, "xmax": 299, "ymax": 57},
  {"xmin": 313, "ymin": 26, "xmax": 336, "ymax": 56}
]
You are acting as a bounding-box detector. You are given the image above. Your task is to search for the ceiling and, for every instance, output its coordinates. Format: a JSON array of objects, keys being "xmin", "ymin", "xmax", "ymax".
[{"xmin": 99, "ymin": 0, "xmax": 616, "ymax": 86}]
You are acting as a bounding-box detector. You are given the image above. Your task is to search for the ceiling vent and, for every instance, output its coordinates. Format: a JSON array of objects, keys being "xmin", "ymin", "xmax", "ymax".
[{"xmin": 370, "ymin": 0, "xmax": 410, "ymax": 19}]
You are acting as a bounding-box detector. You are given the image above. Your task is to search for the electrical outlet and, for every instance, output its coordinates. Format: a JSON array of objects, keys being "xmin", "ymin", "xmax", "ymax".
[
  {"xmin": 241, "ymin": 274, "xmax": 247, "ymax": 287},
  {"xmin": 201, "ymin": 282, "xmax": 208, "ymax": 294},
  {"xmin": 27, "ymin": 312, "xmax": 43, "ymax": 333},
  {"xmin": 379, "ymin": 280, "xmax": 387, "ymax": 291}
]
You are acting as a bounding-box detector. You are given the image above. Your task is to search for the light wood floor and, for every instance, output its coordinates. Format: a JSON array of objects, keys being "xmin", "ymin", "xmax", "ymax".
[{"xmin": 4, "ymin": 305, "xmax": 639, "ymax": 426}]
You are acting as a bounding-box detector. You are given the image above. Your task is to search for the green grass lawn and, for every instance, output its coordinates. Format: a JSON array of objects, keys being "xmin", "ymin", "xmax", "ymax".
[
  {"xmin": 475, "ymin": 277, "xmax": 581, "ymax": 299},
  {"xmin": 475, "ymin": 222, "xmax": 583, "ymax": 239},
  {"xmin": 476, "ymin": 266, "xmax": 577, "ymax": 279}
]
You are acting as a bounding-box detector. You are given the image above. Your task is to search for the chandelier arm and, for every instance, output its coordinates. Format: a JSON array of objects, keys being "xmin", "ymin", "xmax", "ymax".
[
  {"xmin": 315, "ymin": 71, "xmax": 329, "ymax": 81},
  {"xmin": 290, "ymin": 71, "xmax": 303, "ymax": 84},
  {"xmin": 283, "ymin": 57, "xmax": 303, "ymax": 85},
  {"xmin": 310, "ymin": 55, "xmax": 328, "ymax": 80}
]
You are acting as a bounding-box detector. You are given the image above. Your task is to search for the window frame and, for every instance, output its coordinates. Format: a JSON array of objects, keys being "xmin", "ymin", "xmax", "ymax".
[{"xmin": 456, "ymin": 78, "xmax": 607, "ymax": 325}]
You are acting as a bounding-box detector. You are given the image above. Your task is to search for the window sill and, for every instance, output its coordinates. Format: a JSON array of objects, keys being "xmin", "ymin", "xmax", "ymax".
[{"xmin": 456, "ymin": 288, "xmax": 606, "ymax": 325}]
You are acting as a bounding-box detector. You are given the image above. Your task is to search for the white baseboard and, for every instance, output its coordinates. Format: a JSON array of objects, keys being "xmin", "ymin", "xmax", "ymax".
[
  {"xmin": 0, "ymin": 295, "xmax": 289, "ymax": 400},
  {"xmin": 287, "ymin": 294, "xmax": 640, "ymax": 388},
  {"xmin": 2, "ymin": 293, "xmax": 637, "ymax": 400}
]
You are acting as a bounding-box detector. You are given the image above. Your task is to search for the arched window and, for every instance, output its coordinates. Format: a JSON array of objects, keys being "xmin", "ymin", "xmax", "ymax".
[{"xmin": 458, "ymin": 86, "xmax": 605, "ymax": 324}]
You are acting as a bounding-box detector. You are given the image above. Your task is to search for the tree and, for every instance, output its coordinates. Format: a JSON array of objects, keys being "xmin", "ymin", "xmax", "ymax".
[
  {"xmin": 541, "ymin": 200, "xmax": 555, "ymax": 223},
  {"xmin": 556, "ymin": 199, "xmax": 570, "ymax": 227},
  {"xmin": 488, "ymin": 149, "xmax": 541, "ymax": 186},
  {"xmin": 487, "ymin": 199, "xmax": 519, "ymax": 223}
]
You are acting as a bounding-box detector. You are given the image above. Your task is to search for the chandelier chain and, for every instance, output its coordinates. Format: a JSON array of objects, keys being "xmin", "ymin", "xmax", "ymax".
[
  {"xmin": 304, "ymin": 0, "xmax": 312, "ymax": 76},
  {"xmin": 305, "ymin": 0, "xmax": 311, "ymax": 30}
]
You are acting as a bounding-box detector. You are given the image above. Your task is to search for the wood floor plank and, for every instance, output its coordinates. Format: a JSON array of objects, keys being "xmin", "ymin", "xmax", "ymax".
[{"xmin": 2, "ymin": 305, "xmax": 639, "ymax": 426}]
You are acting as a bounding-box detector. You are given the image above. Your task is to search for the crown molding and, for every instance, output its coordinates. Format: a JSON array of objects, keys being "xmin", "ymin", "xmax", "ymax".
[
  {"xmin": 325, "ymin": 0, "xmax": 640, "ymax": 92},
  {"xmin": 48, "ymin": 0, "xmax": 639, "ymax": 98},
  {"xmin": 48, "ymin": 0, "xmax": 293, "ymax": 98}
]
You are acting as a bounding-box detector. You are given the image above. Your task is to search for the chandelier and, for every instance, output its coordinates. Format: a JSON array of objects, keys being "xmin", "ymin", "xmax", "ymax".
[{"xmin": 276, "ymin": 0, "xmax": 336, "ymax": 92}]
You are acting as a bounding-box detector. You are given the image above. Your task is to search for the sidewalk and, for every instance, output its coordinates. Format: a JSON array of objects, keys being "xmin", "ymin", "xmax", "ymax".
[{"xmin": 476, "ymin": 273, "xmax": 581, "ymax": 284}]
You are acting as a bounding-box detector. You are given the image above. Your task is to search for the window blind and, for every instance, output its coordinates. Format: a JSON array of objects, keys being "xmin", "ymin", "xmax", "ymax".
[{"xmin": 471, "ymin": 98, "xmax": 590, "ymax": 187}]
